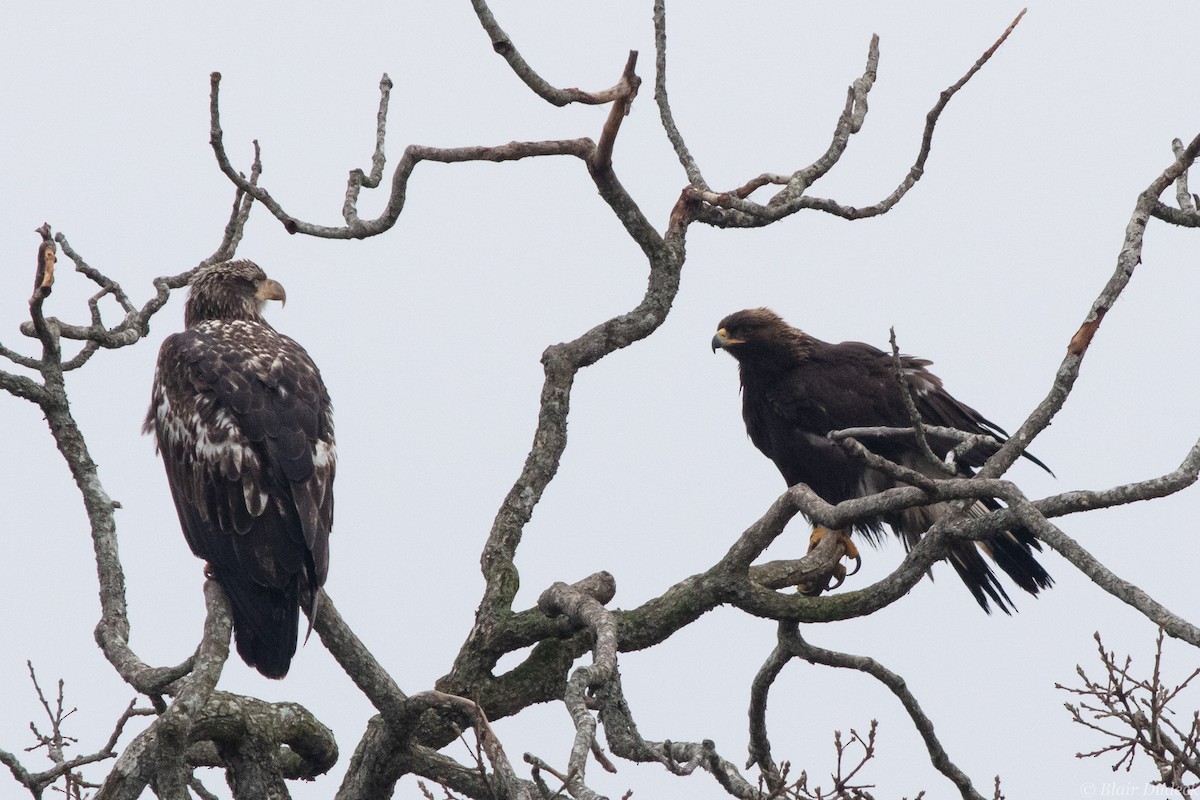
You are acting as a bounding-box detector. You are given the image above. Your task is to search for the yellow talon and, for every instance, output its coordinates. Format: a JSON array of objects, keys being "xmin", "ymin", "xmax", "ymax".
[
  {"xmin": 809, "ymin": 526, "xmax": 860, "ymax": 559},
  {"xmin": 798, "ymin": 527, "xmax": 861, "ymax": 595}
]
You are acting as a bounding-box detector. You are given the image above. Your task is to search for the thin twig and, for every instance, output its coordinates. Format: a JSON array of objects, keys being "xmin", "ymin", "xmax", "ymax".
[{"xmin": 889, "ymin": 327, "xmax": 956, "ymax": 476}]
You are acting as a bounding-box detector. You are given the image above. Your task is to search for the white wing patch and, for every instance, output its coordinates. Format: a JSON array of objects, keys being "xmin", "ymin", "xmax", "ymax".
[
  {"xmin": 243, "ymin": 478, "xmax": 268, "ymax": 516},
  {"xmin": 158, "ymin": 397, "xmax": 266, "ymax": 514},
  {"xmin": 151, "ymin": 314, "xmax": 332, "ymax": 529},
  {"xmin": 313, "ymin": 439, "xmax": 336, "ymax": 470},
  {"xmin": 903, "ymin": 370, "xmax": 936, "ymax": 396}
]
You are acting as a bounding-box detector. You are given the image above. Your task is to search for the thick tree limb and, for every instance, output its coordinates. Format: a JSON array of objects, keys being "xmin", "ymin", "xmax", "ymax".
[
  {"xmin": 310, "ymin": 591, "xmax": 409, "ymax": 726},
  {"xmin": 537, "ymin": 581, "xmax": 618, "ymax": 797},
  {"xmin": 96, "ymin": 581, "xmax": 232, "ymax": 800}
]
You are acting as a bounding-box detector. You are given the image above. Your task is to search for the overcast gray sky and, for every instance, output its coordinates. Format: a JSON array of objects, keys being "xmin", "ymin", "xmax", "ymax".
[{"xmin": 3, "ymin": 3, "xmax": 1199, "ymax": 798}]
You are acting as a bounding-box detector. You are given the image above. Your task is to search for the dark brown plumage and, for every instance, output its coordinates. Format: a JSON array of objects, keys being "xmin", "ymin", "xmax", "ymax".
[
  {"xmin": 712, "ymin": 307, "xmax": 1052, "ymax": 613},
  {"xmin": 146, "ymin": 260, "xmax": 335, "ymax": 677}
]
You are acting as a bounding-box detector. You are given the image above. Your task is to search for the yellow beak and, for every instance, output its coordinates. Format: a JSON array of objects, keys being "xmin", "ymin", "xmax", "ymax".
[{"xmin": 256, "ymin": 278, "xmax": 287, "ymax": 306}]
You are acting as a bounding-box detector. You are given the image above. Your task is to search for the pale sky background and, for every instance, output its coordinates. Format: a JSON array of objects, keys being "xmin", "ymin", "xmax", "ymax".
[{"xmin": 3, "ymin": 3, "xmax": 1199, "ymax": 799}]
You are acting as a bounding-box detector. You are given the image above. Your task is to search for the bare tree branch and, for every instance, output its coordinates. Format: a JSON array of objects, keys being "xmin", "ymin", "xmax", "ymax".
[
  {"xmin": 653, "ymin": 0, "xmax": 709, "ymax": 190},
  {"xmin": 780, "ymin": 624, "xmax": 987, "ymax": 800},
  {"xmin": 470, "ymin": 0, "xmax": 637, "ymax": 107},
  {"xmin": 888, "ymin": 327, "xmax": 957, "ymax": 476},
  {"xmin": 537, "ymin": 580, "xmax": 618, "ymax": 798},
  {"xmin": 96, "ymin": 581, "xmax": 232, "ymax": 800},
  {"xmin": 1059, "ymin": 631, "xmax": 1200, "ymax": 792},
  {"xmin": 344, "ymin": 74, "xmax": 393, "ymax": 227},
  {"xmin": 592, "ymin": 51, "xmax": 641, "ymax": 175},
  {"xmin": 747, "ymin": 636, "xmax": 790, "ymax": 792},
  {"xmin": 979, "ymin": 132, "xmax": 1200, "ymax": 482},
  {"xmin": 6, "ymin": 7, "xmax": 1200, "ymax": 800},
  {"xmin": 310, "ymin": 590, "xmax": 409, "ymax": 725},
  {"xmin": 687, "ymin": 10, "xmax": 1026, "ymax": 228},
  {"xmin": 0, "ymin": 665, "xmax": 153, "ymax": 799},
  {"xmin": 1010, "ymin": 502, "xmax": 1200, "ymax": 648}
]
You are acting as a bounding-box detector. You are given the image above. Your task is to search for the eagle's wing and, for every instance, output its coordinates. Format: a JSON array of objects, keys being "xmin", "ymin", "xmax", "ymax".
[
  {"xmin": 898, "ymin": 352, "xmax": 1053, "ymax": 475},
  {"xmin": 146, "ymin": 319, "xmax": 334, "ymax": 676},
  {"xmin": 754, "ymin": 340, "xmax": 1052, "ymax": 612},
  {"xmin": 746, "ymin": 341, "xmax": 912, "ymax": 539},
  {"xmin": 850, "ymin": 344, "xmax": 1054, "ymax": 612}
]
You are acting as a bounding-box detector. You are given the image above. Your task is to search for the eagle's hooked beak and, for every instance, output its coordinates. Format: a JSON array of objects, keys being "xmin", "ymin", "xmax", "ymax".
[
  {"xmin": 712, "ymin": 328, "xmax": 741, "ymax": 352},
  {"xmin": 256, "ymin": 278, "xmax": 287, "ymax": 307}
]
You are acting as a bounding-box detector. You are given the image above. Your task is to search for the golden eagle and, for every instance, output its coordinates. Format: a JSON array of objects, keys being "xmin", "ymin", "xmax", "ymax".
[
  {"xmin": 146, "ymin": 260, "xmax": 335, "ymax": 677},
  {"xmin": 712, "ymin": 307, "xmax": 1052, "ymax": 612}
]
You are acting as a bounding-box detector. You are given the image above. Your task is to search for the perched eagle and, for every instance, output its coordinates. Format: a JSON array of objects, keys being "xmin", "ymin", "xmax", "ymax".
[
  {"xmin": 712, "ymin": 307, "xmax": 1052, "ymax": 613},
  {"xmin": 145, "ymin": 260, "xmax": 335, "ymax": 678}
]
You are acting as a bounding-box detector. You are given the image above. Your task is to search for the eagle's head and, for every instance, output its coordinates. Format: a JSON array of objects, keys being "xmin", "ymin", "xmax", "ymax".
[
  {"xmin": 184, "ymin": 260, "xmax": 287, "ymax": 327},
  {"xmin": 711, "ymin": 307, "xmax": 814, "ymax": 367}
]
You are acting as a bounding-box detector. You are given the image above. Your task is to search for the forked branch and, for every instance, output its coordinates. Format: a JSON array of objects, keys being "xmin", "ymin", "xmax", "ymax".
[{"xmin": 680, "ymin": 10, "xmax": 1027, "ymax": 228}]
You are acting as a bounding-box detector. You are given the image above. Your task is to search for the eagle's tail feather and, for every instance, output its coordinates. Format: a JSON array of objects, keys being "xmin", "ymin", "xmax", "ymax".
[
  {"xmin": 981, "ymin": 526, "xmax": 1055, "ymax": 597},
  {"xmin": 946, "ymin": 527, "xmax": 1053, "ymax": 615},
  {"xmin": 218, "ymin": 575, "xmax": 299, "ymax": 680},
  {"xmin": 945, "ymin": 541, "xmax": 1017, "ymax": 614}
]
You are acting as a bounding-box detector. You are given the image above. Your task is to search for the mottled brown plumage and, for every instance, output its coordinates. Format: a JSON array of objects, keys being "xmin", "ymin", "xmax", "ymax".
[
  {"xmin": 146, "ymin": 260, "xmax": 335, "ymax": 677},
  {"xmin": 713, "ymin": 307, "xmax": 1052, "ymax": 613}
]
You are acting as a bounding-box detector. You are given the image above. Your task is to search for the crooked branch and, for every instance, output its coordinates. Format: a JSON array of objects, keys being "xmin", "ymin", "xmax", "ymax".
[
  {"xmin": 779, "ymin": 624, "xmax": 988, "ymax": 800},
  {"xmin": 690, "ymin": 10, "xmax": 1026, "ymax": 228},
  {"xmin": 979, "ymin": 133, "xmax": 1200, "ymax": 482}
]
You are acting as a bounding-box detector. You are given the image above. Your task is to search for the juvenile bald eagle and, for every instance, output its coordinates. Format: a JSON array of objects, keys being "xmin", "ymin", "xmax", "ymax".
[
  {"xmin": 146, "ymin": 260, "xmax": 335, "ymax": 677},
  {"xmin": 712, "ymin": 308, "xmax": 1052, "ymax": 613}
]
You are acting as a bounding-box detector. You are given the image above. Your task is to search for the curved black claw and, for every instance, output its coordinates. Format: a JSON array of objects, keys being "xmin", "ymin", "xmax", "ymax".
[
  {"xmin": 798, "ymin": 527, "xmax": 861, "ymax": 595},
  {"xmin": 826, "ymin": 563, "xmax": 848, "ymax": 591},
  {"xmin": 799, "ymin": 562, "xmax": 848, "ymax": 595}
]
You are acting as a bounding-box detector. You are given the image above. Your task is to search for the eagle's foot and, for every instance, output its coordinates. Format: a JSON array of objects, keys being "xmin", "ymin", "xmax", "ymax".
[{"xmin": 797, "ymin": 527, "xmax": 861, "ymax": 595}]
